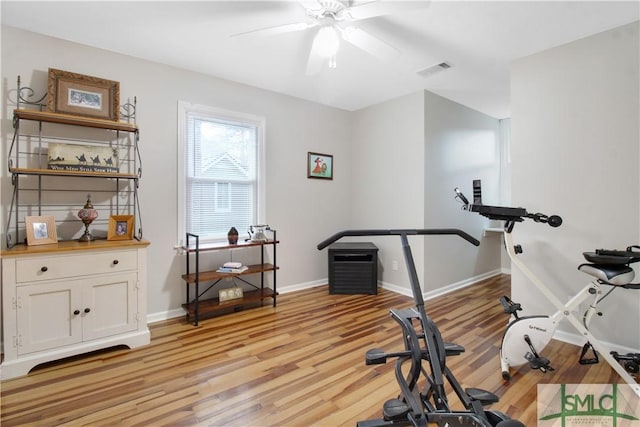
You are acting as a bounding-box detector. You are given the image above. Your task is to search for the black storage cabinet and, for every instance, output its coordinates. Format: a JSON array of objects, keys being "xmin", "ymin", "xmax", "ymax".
[{"xmin": 328, "ymin": 242, "xmax": 379, "ymax": 294}]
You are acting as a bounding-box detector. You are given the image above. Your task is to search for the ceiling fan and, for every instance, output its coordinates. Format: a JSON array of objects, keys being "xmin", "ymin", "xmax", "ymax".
[{"xmin": 231, "ymin": 0, "xmax": 429, "ymax": 74}]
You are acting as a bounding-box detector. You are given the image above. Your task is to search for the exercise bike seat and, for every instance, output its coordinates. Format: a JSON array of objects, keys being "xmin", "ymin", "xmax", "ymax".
[{"xmin": 578, "ymin": 263, "xmax": 635, "ymax": 286}]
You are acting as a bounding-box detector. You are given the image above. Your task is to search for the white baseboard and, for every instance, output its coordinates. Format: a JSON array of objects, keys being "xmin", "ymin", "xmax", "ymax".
[
  {"xmin": 423, "ymin": 269, "xmax": 503, "ymax": 301},
  {"xmin": 381, "ymin": 269, "xmax": 503, "ymax": 300},
  {"xmin": 146, "ymin": 271, "xmax": 504, "ymax": 324},
  {"xmin": 278, "ymin": 279, "xmax": 327, "ymax": 294},
  {"xmin": 147, "ymin": 280, "xmax": 329, "ymax": 324},
  {"xmin": 147, "ymin": 308, "xmax": 186, "ymax": 324},
  {"xmin": 379, "ymin": 280, "xmax": 411, "ymax": 297}
]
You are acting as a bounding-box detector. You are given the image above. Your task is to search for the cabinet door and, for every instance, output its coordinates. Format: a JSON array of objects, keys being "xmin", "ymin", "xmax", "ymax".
[
  {"xmin": 82, "ymin": 273, "xmax": 138, "ymax": 341},
  {"xmin": 16, "ymin": 281, "xmax": 82, "ymax": 355}
]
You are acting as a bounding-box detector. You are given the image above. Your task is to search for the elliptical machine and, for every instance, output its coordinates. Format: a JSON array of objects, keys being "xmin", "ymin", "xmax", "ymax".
[
  {"xmin": 455, "ymin": 182, "xmax": 640, "ymax": 398},
  {"xmin": 318, "ymin": 229, "xmax": 525, "ymax": 427}
]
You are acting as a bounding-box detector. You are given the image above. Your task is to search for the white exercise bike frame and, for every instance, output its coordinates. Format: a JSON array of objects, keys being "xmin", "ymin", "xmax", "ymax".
[{"xmin": 502, "ymin": 231, "xmax": 640, "ymax": 397}]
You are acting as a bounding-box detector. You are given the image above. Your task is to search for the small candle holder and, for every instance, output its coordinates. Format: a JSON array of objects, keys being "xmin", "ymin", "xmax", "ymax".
[
  {"xmin": 77, "ymin": 194, "xmax": 98, "ymax": 242},
  {"xmin": 228, "ymin": 227, "xmax": 239, "ymax": 244}
]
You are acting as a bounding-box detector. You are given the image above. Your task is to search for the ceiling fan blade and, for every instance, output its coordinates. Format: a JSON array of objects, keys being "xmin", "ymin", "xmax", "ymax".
[
  {"xmin": 298, "ymin": 0, "xmax": 324, "ymax": 13},
  {"xmin": 345, "ymin": 0, "xmax": 430, "ymax": 21},
  {"xmin": 231, "ymin": 21, "xmax": 317, "ymax": 38},
  {"xmin": 341, "ymin": 26, "xmax": 399, "ymax": 61}
]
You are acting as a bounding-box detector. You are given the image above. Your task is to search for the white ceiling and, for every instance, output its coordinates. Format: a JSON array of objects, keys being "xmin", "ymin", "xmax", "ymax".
[{"xmin": 2, "ymin": 1, "xmax": 639, "ymax": 118}]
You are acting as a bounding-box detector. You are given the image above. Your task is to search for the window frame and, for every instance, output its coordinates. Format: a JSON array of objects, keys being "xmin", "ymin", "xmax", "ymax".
[{"xmin": 177, "ymin": 101, "xmax": 266, "ymax": 244}]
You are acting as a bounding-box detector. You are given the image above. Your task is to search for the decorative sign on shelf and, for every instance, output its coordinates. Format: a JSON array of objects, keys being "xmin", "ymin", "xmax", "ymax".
[
  {"xmin": 219, "ymin": 287, "xmax": 243, "ymax": 303},
  {"xmin": 48, "ymin": 142, "xmax": 119, "ymax": 173}
]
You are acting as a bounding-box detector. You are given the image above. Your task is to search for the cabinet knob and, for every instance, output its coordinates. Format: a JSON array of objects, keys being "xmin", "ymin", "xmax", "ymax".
[
  {"xmin": 112, "ymin": 259, "xmax": 119, "ymax": 265},
  {"xmin": 40, "ymin": 266, "xmax": 48, "ymax": 272},
  {"xmin": 84, "ymin": 308, "xmax": 91, "ymax": 314},
  {"xmin": 73, "ymin": 309, "xmax": 80, "ymax": 315}
]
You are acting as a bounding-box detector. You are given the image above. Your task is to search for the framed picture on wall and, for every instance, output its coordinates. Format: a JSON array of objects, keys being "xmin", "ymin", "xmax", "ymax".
[
  {"xmin": 47, "ymin": 68, "xmax": 120, "ymax": 121},
  {"xmin": 307, "ymin": 152, "xmax": 333, "ymax": 180},
  {"xmin": 25, "ymin": 215, "xmax": 58, "ymax": 246}
]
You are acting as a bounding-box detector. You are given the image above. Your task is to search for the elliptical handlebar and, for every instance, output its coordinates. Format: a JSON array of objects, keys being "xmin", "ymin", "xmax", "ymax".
[
  {"xmin": 454, "ymin": 187, "xmax": 562, "ymax": 230},
  {"xmin": 317, "ymin": 228, "xmax": 480, "ymax": 251}
]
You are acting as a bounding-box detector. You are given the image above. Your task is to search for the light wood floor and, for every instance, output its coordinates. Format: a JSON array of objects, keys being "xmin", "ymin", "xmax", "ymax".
[{"xmin": 1, "ymin": 275, "xmax": 623, "ymax": 426}]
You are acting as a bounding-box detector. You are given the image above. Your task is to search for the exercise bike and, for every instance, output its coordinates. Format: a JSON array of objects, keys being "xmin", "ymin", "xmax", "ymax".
[
  {"xmin": 454, "ymin": 182, "xmax": 640, "ymax": 398},
  {"xmin": 317, "ymin": 229, "xmax": 525, "ymax": 427}
]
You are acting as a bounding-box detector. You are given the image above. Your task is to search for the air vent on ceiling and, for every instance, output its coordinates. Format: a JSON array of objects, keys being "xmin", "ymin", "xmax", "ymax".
[{"xmin": 416, "ymin": 61, "xmax": 452, "ymax": 78}]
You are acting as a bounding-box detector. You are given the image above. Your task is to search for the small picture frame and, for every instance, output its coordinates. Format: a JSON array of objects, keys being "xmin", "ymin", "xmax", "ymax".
[
  {"xmin": 25, "ymin": 215, "xmax": 58, "ymax": 246},
  {"xmin": 107, "ymin": 215, "xmax": 134, "ymax": 241},
  {"xmin": 47, "ymin": 68, "xmax": 120, "ymax": 121},
  {"xmin": 307, "ymin": 152, "xmax": 333, "ymax": 180}
]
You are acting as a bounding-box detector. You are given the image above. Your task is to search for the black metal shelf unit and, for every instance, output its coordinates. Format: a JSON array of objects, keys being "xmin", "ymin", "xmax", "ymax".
[{"xmin": 5, "ymin": 76, "xmax": 141, "ymax": 248}]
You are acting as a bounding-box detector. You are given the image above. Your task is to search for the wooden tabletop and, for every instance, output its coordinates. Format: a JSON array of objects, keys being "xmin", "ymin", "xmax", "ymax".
[{"xmin": 2, "ymin": 239, "xmax": 151, "ymax": 257}]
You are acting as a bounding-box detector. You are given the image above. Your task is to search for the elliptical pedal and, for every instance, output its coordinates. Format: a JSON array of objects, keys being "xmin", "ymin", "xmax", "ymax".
[
  {"xmin": 466, "ymin": 388, "xmax": 500, "ymax": 406},
  {"xmin": 382, "ymin": 399, "xmax": 410, "ymax": 421}
]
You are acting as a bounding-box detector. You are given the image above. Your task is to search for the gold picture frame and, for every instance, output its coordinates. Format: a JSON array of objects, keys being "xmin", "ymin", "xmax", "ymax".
[
  {"xmin": 107, "ymin": 215, "xmax": 134, "ymax": 241},
  {"xmin": 25, "ymin": 215, "xmax": 58, "ymax": 246},
  {"xmin": 47, "ymin": 68, "xmax": 120, "ymax": 121}
]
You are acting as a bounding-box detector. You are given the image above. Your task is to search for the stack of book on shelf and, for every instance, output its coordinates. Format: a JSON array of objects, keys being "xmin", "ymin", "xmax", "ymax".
[{"xmin": 216, "ymin": 261, "xmax": 248, "ymax": 273}]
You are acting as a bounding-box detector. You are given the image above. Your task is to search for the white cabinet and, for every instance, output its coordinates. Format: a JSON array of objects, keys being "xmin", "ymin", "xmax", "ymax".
[{"xmin": 1, "ymin": 240, "xmax": 150, "ymax": 379}]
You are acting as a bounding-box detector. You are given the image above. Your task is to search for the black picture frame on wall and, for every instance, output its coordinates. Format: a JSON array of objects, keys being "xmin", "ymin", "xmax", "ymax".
[{"xmin": 307, "ymin": 152, "xmax": 333, "ymax": 180}]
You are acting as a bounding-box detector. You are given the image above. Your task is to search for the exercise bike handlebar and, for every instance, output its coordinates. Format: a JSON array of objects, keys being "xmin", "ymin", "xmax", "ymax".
[
  {"xmin": 454, "ymin": 187, "xmax": 563, "ymax": 229},
  {"xmin": 317, "ymin": 228, "xmax": 480, "ymax": 251}
]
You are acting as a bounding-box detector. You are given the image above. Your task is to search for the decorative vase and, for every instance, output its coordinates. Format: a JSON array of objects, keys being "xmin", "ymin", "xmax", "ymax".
[
  {"xmin": 77, "ymin": 195, "xmax": 98, "ymax": 242},
  {"xmin": 228, "ymin": 227, "xmax": 239, "ymax": 244}
]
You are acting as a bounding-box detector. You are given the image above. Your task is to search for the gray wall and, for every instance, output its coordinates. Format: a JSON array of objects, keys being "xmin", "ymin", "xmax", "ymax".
[
  {"xmin": 423, "ymin": 91, "xmax": 502, "ymax": 293},
  {"xmin": 1, "ymin": 25, "xmax": 503, "ymax": 329},
  {"xmin": 349, "ymin": 92, "xmax": 427, "ymax": 293},
  {"xmin": 511, "ymin": 21, "xmax": 639, "ymax": 350},
  {"xmin": 349, "ymin": 91, "xmax": 503, "ymax": 297},
  {"xmin": 1, "ymin": 26, "xmax": 353, "ymax": 320}
]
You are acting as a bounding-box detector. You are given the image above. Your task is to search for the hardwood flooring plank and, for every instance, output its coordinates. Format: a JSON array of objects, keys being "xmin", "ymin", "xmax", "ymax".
[{"xmin": 2, "ymin": 276, "xmax": 633, "ymax": 426}]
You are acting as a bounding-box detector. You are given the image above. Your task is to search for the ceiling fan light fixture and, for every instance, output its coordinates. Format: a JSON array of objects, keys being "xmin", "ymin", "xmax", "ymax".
[{"xmin": 315, "ymin": 25, "xmax": 340, "ymax": 58}]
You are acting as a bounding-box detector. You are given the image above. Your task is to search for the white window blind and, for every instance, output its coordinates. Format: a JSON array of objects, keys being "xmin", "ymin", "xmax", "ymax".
[{"xmin": 178, "ymin": 102, "xmax": 265, "ymax": 243}]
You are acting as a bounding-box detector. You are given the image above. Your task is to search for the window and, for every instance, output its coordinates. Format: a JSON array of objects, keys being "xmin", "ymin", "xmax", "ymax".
[{"xmin": 178, "ymin": 102, "xmax": 265, "ymax": 243}]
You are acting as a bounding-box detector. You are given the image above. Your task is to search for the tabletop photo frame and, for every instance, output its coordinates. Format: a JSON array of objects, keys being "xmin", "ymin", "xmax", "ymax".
[
  {"xmin": 107, "ymin": 215, "xmax": 134, "ymax": 241},
  {"xmin": 25, "ymin": 215, "xmax": 58, "ymax": 246}
]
